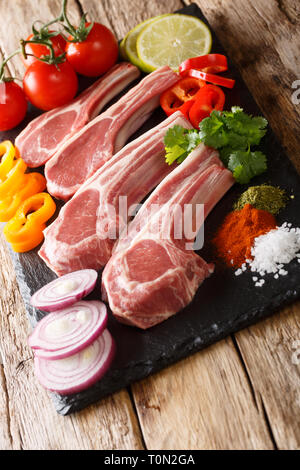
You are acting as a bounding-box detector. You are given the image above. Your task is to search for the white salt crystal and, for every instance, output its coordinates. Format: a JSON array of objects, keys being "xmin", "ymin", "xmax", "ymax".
[{"xmin": 248, "ymin": 223, "xmax": 300, "ymax": 278}]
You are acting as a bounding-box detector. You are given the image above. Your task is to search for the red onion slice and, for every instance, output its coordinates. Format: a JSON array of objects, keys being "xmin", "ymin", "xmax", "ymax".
[
  {"xmin": 30, "ymin": 269, "xmax": 98, "ymax": 312},
  {"xmin": 29, "ymin": 301, "xmax": 107, "ymax": 360},
  {"xmin": 34, "ymin": 329, "xmax": 115, "ymax": 395}
]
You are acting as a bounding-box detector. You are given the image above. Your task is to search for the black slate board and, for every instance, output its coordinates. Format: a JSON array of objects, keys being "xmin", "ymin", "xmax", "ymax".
[{"xmin": 2, "ymin": 3, "xmax": 300, "ymax": 415}]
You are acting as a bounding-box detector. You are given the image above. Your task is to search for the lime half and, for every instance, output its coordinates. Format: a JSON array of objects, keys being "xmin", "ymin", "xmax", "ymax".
[
  {"xmin": 136, "ymin": 14, "xmax": 212, "ymax": 72},
  {"xmin": 123, "ymin": 15, "xmax": 169, "ymax": 71}
]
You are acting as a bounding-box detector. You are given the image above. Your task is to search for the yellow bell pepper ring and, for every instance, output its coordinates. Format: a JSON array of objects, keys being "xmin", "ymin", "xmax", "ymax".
[
  {"xmin": 0, "ymin": 157, "xmax": 27, "ymax": 199},
  {"xmin": 3, "ymin": 192, "xmax": 56, "ymax": 253},
  {"xmin": 0, "ymin": 140, "xmax": 17, "ymax": 181},
  {"xmin": 0, "ymin": 172, "xmax": 46, "ymax": 222}
]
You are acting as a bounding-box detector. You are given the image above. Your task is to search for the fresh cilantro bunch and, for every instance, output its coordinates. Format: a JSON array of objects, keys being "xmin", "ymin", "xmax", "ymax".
[
  {"xmin": 164, "ymin": 125, "xmax": 201, "ymax": 165},
  {"xmin": 163, "ymin": 107, "xmax": 268, "ymax": 184},
  {"xmin": 199, "ymin": 107, "xmax": 268, "ymax": 183}
]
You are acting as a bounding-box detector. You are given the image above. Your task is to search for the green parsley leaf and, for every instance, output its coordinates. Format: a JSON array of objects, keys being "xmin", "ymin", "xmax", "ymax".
[
  {"xmin": 163, "ymin": 107, "xmax": 268, "ymax": 184},
  {"xmin": 164, "ymin": 126, "xmax": 201, "ymax": 165},
  {"xmin": 198, "ymin": 111, "xmax": 229, "ymax": 148},
  {"xmin": 228, "ymin": 150, "xmax": 267, "ymax": 184}
]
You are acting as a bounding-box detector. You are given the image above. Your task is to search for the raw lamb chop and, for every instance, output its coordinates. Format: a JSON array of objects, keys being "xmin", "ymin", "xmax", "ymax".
[
  {"xmin": 45, "ymin": 66, "xmax": 180, "ymax": 201},
  {"xmin": 102, "ymin": 144, "xmax": 235, "ymax": 329},
  {"xmin": 39, "ymin": 111, "xmax": 193, "ymax": 275},
  {"xmin": 15, "ymin": 62, "xmax": 140, "ymax": 168}
]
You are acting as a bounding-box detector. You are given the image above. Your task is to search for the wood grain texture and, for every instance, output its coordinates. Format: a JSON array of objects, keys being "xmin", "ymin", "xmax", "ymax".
[
  {"xmin": 79, "ymin": 0, "xmax": 184, "ymax": 38},
  {"xmin": 235, "ymin": 306, "xmax": 300, "ymax": 450},
  {"xmin": 0, "ymin": 365, "xmax": 13, "ymax": 450},
  {"xmin": 0, "ymin": 232, "xmax": 143, "ymax": 450},
  {"xmin": 132, "ymin": 338, "xmax": 274, "ymax": 450}
]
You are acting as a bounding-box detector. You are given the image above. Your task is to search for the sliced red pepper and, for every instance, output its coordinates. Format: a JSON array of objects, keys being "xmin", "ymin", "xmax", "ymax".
[
  {"xmin": 160, "ymin": 77, "xmax": 205, "ymax": 118},
  {"xmin": 188, "ymin": 84, "xmax": 225, "ymax": 128},
  {"xmin": 187, "ymin": 69, "xmax": 235, "ymax": 89},
  {"xmin": 179, "ymin": 54, "xmax": 228, "ymax": 75}
]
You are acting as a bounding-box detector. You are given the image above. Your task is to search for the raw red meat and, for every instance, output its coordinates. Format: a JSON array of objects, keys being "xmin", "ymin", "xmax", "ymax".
[
  {"xmin": 39, "ymin": 111, "xmax": 192, "ymax": 275},
  {"xmin": 15, "ymin": 62, "xmax": 140, "ymax": 168},
  {"xmin": 45, "ymin": 66, "xmax": 180, "ymax": 201},
  {"xmin": 102, "ymin": 144, "xmax": 235, "ymax": 329}
]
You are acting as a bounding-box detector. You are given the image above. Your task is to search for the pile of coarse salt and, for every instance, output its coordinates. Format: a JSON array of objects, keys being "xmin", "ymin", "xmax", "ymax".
[{"xmin": 235, "ymin": 223, "xmax": 300, "ymax": 286}]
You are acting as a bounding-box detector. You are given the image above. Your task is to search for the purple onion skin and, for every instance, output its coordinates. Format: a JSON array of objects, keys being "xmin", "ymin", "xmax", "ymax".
[{"xmin": 34, "ymin": 337, "xmax": 116, "ymax": 395}]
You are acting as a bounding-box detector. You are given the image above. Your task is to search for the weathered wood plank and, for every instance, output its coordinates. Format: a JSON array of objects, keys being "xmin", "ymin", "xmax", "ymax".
[
  {"xmin": 0, "ymin": 0, "xmax": 82, "ymax": 77},
  {"xmin": 235, "ymin": 306, "xmax": 300, "ymax": 450},
  {"xmin": 0, "ymin": 233, "xmax": 143, "ymax": 450},
  {"xmin": 79, "ymin": 0, "xmax": 184, "ymax": 38},
  {"xmin": 132, "ymin": 338, "xmax": 273, "ymax": 450},
  {"xmin": 184, "ymin": 0, "xmax": 300, "ymax": 172},
  {"xmin": 0, "ymin": 365, "xmax": 13, "ymax": 450}
]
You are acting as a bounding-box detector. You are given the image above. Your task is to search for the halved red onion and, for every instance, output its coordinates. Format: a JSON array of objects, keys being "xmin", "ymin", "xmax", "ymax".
[
  {"xmin": 30, "ymin": 269, "xmax": 98, "ymax": 312},
  {"xmin": 34, "ymin": 329, "xmax": 115, "ymax": 395},
  {"xmin": 29, "ymin": 301, "xmax": 107, "ymax": 360}
]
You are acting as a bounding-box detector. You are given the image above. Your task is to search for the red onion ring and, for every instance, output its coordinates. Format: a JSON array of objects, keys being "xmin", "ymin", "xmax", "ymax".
[
  {"xmin": 29, "ymin": 300, "xmax": 107, "ymax": 360},
  {"xmin": 34, "ymin": 329, "xmax": 115, "ymax": 395},
  {"xmin": 30, "ymin": 269, "xmax": 98, "ymax": 312}
]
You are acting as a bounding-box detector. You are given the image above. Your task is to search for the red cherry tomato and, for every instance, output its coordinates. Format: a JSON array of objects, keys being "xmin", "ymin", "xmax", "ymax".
[
  {"xmin": 0, "ymin": 81, "xmax": 27, "ymax": 131},
  {"xmin": 65, "ymin": 22, "xmax": 119, "ymax": 77},
  {"xmin": 21, "ymin": 33, "xmax": 66, "ymax": 68},
  {"xmin": 23, "ymin": 60, "xmax": 78, "ymax": 111}
]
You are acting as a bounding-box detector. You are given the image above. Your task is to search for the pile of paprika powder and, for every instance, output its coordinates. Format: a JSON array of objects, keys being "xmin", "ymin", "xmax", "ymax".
[{"xmin": 212, "ymin": 204, "xmax": 277, "ymax": 268}]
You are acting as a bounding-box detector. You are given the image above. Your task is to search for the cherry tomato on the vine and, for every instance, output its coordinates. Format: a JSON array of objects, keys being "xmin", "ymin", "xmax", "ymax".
[
  {"xmin": 21, "ymin": 32, "xmax": 66, "ymax": 68},
  {"xmin": 65, "ymin": 22, "xmax": 119, "ymax": 77},
  {"xmin": 23, "ymin": 60, "xmax": 78, "ymax": 111},
  {"xmin": 0, "ymin": 81, "xmax": 27, "ymax": 131}
]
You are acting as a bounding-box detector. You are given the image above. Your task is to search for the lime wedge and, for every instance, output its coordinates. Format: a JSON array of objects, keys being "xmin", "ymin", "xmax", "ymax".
[
  {"xmin": 124, "ymin": 15, "xmax": 169, "ymax": 72},
  {"xmin": 136, "ymin": 14, "xmax": 212, "ymax": 73}
]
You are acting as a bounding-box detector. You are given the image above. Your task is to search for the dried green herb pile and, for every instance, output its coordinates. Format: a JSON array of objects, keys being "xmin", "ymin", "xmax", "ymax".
[{"xmin": 234, "ymin": 184, "xmax": 288, "ymax": 215}]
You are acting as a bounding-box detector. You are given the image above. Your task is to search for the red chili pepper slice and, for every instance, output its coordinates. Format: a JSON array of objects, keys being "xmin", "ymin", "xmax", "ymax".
[
  {"xmin": 187, "ymin": 69, "xmax": 235, "ymax": 89},
  {"xmin": 188, "ymin": 84, "xmax": 225, "ymax": 128},
  {"xmin": 179, "ymin": 54, "xmax": 228, "ymax": 75},
  {"xmin": 160, "ymin": 77, "xmax": 205, "ymax": 118}
]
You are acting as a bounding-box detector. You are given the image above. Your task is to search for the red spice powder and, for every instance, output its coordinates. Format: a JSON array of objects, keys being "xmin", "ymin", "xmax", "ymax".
[{"xmin": 212, "ymin": 204, "xmax": 277, "ymax": 268}]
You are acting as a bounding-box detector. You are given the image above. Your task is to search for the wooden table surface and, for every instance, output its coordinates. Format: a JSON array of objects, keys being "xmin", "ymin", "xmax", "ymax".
[{"xmin": 0, "ymin": 0, "xmax": 299, "ymax": 450}]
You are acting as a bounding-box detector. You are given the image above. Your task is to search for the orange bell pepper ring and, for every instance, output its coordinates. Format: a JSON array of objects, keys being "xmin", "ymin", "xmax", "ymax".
[
  {"xmin": 3, "ymin": 192, "xmax": 56, "ymax": 253},
  {"xmin": 0, "ymin": 172, "xmax": 46, "ymax": 222}
]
